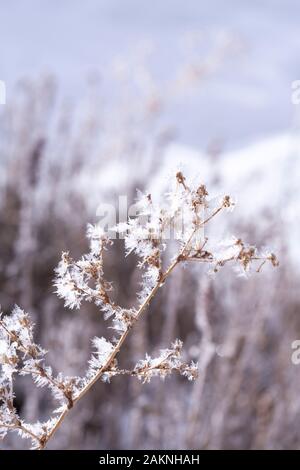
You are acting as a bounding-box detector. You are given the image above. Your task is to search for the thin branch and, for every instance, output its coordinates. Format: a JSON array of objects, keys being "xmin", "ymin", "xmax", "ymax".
[
  {"xmin": 0, "ymin": 422, "xmax": 41, "ymax": 444},
  {"xmin": 38, "ymin": 200, "xmax": 266, "ymax": 449},
  {"xmin": 41, "ymin": 255, "xmax": 180, "ymax": 448},
  {"xmin": 0, "ymin": 174, "xmax": 278, "ymax": 450}
]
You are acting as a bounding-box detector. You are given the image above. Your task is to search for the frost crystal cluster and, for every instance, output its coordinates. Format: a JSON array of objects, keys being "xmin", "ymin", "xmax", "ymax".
[{"xmin": 0, "ymin": 173, "xmax": 278, "ymax": 449}]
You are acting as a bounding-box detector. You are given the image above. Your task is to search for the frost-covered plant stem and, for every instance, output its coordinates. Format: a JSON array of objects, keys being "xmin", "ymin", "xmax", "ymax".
[
  {"xmin": 41, "ymin": 234, "xmax": 196, "ymax": 448},
  {"xmin": 0, "ymin": 172, "xmax": 278, "ymax": 450}
]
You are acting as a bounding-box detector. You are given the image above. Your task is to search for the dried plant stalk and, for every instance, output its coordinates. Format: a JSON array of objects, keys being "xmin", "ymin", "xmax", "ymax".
[{"xmin": 0, "ymin": 173, "xmax": 278, "ymax": 449}]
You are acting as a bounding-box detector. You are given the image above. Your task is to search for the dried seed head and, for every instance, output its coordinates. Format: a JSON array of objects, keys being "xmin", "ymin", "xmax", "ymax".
[
  {"xmin": 197, "ymin": 184, "xmax": 209, "ymax": 197},
  {"xmin": 268, "ymin": 253, "xmax": 279, "ymax": 267},
  {"xmin": 176, "ymin": 171, "xmax": 187, "ymax": 189},
  {"xmin": 222, "ymin": 195, "xmax": 234, "ymax": 208}
]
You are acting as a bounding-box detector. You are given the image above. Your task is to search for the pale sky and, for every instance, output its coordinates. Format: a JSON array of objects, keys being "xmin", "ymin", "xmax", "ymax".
[{"xmin": 0, "ymin": 0, "xmax": 299, "ymax": 147}]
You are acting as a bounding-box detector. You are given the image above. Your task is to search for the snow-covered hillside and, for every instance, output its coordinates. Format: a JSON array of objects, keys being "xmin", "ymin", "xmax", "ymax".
[
  {"xmin": 72, "ymin": 132, "xmax": 299, "ymax": 267},
  {"xmin": 152, "ymin": 133, "xmax": 299, "ymax": 215},
  {"xmin": 149, "ymin": 133, "xmax": 300, "ymax": 265}
]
